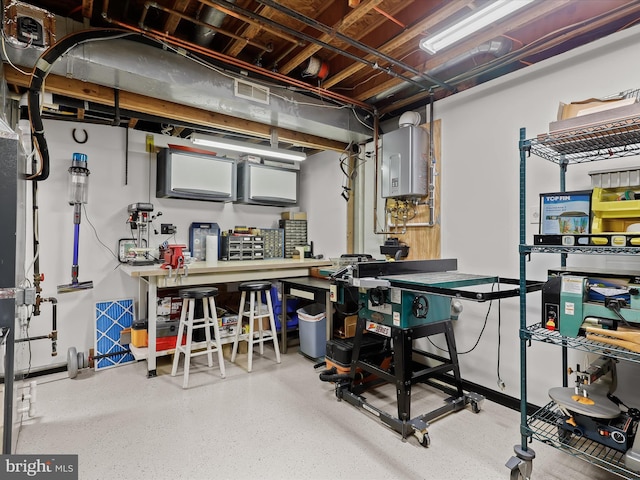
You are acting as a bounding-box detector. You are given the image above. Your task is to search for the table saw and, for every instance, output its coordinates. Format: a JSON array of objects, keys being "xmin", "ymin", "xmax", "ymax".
[{"xmin": 324, "ymin": 258, "xmax": 540, "ymax": 446}]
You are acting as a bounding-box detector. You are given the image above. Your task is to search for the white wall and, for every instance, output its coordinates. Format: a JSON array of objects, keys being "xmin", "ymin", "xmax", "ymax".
[
  {"xmin": 16, "ymin": 121, "xmax": 345, "ymax": 372},
  {"xmin": 358, "ymin": 25, "xmax": 640, "ymax": 407},
  {"xmin": 432, "ymin": 25, "xmax": 640, "ymax": 406},
  {"xmin": 299, "ymin": 149, "xmax": 347, "ymax": 259}
]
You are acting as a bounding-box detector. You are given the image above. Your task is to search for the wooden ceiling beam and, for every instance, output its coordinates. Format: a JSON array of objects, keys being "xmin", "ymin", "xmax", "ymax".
[
  {"xmin": 278, "ymin": 0, "xmax": 386, "ymax": 75},
  {"xmin": 353, "ymin": 0, "xmax": 572, "ymax": 102},
  {"xmin": 224, "ymin": 4, "xmax": 274, "ymax": 58},
  {"xmin": 163, "ymin": 0, "xmax": 192, "ymax": 34},
  {"xmin": 322, "ymin": 0, "xmax": 474, "ymax": 89},
  {"xmin": 322, "ymin": 0, "xmax": 412, "ymax": 64},
  {"xmin": 4, "ymin": 66, "xmax": 346, "ymax": 152}
]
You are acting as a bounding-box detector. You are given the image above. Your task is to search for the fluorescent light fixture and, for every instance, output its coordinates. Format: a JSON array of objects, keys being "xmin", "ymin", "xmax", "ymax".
[
  {"xmin": 419, "ymin": 0, "xmax": 534, "ymax": 54},
  {"xmin": 191, "ymin": 133, "xmax": 306, "ymax": 162}
]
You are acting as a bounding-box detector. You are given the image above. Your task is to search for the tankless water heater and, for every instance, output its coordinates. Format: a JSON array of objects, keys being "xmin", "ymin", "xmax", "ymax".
[{"xmin": 381, "ymin": 125, "xmax": 428, "ymax": 198}]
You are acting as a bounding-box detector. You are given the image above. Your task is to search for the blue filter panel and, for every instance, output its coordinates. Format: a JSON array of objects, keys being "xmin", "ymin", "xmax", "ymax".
[{"xmin": 95, "ymin": 299, "xmax": 136, "ymax": 370}]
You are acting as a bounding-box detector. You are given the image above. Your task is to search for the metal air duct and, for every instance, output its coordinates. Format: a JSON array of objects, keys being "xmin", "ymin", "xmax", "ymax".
[{"xmin": 368, "ymin": 37, "xmax": 514, "ymax": 104}]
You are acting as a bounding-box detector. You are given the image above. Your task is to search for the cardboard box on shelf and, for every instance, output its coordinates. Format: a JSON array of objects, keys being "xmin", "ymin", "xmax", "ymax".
[
  {"xmin": 557, "ymin": 97, "xmax": 636, "ymax": 121},
  {"xmin": 157, "ymin": 296, "xmax": 183, "ymax": 319},
  {"xmin": 335, "ymin": 315, "xmax": 358, "ymax": 339},
  {"xmin": 120, "ymin": 327, "xmax": 132, "ymax": 345},
  {"xmin": 281, "ymin": 211, "xmax": 307, "ymax": 220},
  {"xmin": 220, "ymin": 315, "xmax": 238, "ymax": 327},
  {"xmin": 550, "ymin": 100, "xmax": 640, "ymax": 133}
]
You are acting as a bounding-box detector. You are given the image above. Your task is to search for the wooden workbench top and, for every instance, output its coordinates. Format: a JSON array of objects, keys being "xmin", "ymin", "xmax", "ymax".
[{"xmin": 120, "ymin": 258, "xmax": 333, "ymax": 278}]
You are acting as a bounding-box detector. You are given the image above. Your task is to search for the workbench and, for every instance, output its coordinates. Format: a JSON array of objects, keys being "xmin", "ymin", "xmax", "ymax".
[{"xmin": 121, "ymin": 258, "xmax": 332, "ymax": 377}]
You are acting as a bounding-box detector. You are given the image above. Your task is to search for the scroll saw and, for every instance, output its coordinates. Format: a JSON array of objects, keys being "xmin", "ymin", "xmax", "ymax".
[{"xmin": 549, "ymin": 355, "xmax": 640, "ymax": 470}]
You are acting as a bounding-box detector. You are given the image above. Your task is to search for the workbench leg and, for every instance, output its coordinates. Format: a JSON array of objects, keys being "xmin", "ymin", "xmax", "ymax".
[
  {"xmin": 281, "ymin": 293, "xmax": 289, "ymax": 354},
  {"xmin": 394, "ymin": 328, "xmax": 413, "ymax": 424},
  {"xmin": 147, "ymin": 276, "xmax": 158, "ymax": 378}
]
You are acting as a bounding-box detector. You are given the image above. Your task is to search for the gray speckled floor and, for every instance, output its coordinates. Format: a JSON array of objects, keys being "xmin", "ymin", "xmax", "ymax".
[{"xmin": 16, "ymin": 348, "xmax": 621, "ymax": 480}]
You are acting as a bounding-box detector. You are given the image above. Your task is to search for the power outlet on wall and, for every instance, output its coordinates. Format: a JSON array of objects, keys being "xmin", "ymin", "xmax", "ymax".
[{"xmin": 161, "ymin": 224, "xmax": 176, "ymax": 235}]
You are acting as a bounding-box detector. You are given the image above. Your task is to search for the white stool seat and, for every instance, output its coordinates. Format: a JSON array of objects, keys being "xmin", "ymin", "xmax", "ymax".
[
  {"xmin": 231, "ymin": 281, "xmax": 281, "ymax": 372},
  {"xmin": 171, "ymin": 287, "xmax": 226, "ymax": 388}
]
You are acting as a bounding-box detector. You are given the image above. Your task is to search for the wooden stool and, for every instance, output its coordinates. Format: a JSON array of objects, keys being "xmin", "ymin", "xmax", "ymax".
[
  {"xmin": 171, "ymin": 287, "xmax": 226, "ymax": 388},
  {"xmin": 231, "ymin": 281, "xmax": 281, "ymax": 372}
]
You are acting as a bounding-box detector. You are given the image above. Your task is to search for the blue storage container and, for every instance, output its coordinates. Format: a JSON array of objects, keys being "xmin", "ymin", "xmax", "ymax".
[{"xmin": 262, "ymin": 284, "xmax": 299, "ymax": 331}]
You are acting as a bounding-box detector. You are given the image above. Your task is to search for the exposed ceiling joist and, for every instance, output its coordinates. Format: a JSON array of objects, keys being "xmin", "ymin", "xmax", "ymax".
[
  {"xmin": 163, "ymin": 0, "xmax": 192, "ymax": 34},
  {"xmin": 278, "ymin": 0, "xmax": 385, "ymax": 75},
  {"xmin": 7, "ymin": 0, "xmax": 640, "ymax": 144},
  {"xmin": 322, "ymin": 0, "xmax": 474, "ymax": 90},
  {"xmin": 358, "ymin": 0, "xmax": 573, "ymax": 102}
]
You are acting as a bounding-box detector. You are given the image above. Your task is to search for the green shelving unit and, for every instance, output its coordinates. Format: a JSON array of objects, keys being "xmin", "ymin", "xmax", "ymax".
[{"xmin": 509, "ymin": 119, "xmax": 640, "ymax": 480}]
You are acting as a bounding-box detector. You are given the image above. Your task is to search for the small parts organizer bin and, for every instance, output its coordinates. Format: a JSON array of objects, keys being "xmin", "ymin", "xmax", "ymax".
[
  {"xmin": 220, "ymin": 234, "xmax": 265, "ymax": 260},
  {"xmin": 590, "ymin": 167, "xmax": 640, "ymax": 233}
]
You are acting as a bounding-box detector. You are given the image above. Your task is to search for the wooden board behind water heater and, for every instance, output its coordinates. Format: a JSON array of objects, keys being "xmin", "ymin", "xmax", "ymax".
[{"xmin": 391, "ymin": 120, "xmax": 441, "ymax": 261}]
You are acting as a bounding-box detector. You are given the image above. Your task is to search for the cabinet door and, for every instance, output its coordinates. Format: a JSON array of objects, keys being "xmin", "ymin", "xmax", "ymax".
[{"xmin": 239, "ymin": 163, "xmax": 298, "ymax": 205}]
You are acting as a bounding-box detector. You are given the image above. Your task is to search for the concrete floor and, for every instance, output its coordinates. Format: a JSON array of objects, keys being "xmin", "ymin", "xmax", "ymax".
[{"xmin": 14, "ymin": 347, "xmax": 623, "ymax": 480}]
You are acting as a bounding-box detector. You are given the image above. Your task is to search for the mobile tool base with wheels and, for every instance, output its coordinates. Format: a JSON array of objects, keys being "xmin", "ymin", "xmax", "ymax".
[
  {"xmin": 336, "ymin": 316, "xmax": 484, "ymax": 447},
  {"xmin": 335, "ymin": 382, "xmax": 483, "ymax": 447}
]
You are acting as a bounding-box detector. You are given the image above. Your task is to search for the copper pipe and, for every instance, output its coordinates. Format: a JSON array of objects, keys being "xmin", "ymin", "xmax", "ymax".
[
  {"xmin": 374, "ymin": 7, "xmax": 405, "ymax": 28},
  {"xmin": 101, "ymin": 11, "xmax": 373, "ymax": 111},
  {"xmin": 143, "ymin": 2, "xmax": 273, "ymax": 52},
  {"xmin": 198, "ymin": 0, "xmax": 304, "ymax": 46}
]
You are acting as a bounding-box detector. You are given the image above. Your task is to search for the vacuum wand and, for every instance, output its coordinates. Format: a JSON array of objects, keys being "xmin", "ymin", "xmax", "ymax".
[
  {"xmin": 58, "ymin": 153, "xmax": 93, "ymax": 294},
  {"xmin": 71, "ymin": 204, "xmax": 82, "ymax": 285}
]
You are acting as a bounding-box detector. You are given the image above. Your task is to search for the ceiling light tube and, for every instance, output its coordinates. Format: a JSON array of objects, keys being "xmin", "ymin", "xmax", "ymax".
[
  {"xmin": 191, "ymin": 133, "xmax": 306, "ymax": 161},
  {"xmin": 419, "ymin": 0, "xmax": 535, "ymax": 55}
]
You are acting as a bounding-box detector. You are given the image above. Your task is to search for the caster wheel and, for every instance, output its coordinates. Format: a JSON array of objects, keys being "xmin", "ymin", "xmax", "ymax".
[
  {"xmin": 67, "ymin": 347, "xmax": 78, "ymax": 379},
  {"xmin": 420, "ymin": 433, "xmax": 431, "ymax": 448},
  {"xmin": 471, "ymin": 400, "xmax": 481, "ymax": 414}
]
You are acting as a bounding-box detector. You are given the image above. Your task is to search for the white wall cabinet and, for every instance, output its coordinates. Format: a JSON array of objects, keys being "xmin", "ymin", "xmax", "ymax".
[{"xmin": 237, "ymin": 161, "xmax": 298, "ymax": 206}]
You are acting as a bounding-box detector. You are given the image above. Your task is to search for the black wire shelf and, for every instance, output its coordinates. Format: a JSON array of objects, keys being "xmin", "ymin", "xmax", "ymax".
[
  {"xmin": 528, "ymin": 115, "xmax": 640, "ymax": 164},
  {"xmin": 526, "ymin": 245, "xmax": 640, "ymax": 255},
  {"xmin": 524, "ymin": 325, "xmax": 640, "ymax": 363},
  {"xmin": 527, "ymin": 402, "xmax": 640, "ymax": 479}
]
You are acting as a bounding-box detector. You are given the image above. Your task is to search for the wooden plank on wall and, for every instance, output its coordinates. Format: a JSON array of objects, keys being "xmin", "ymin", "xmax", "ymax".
[{"xmin": 387, "ymin": 120, "xmax": 441, "ymax": 260}]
